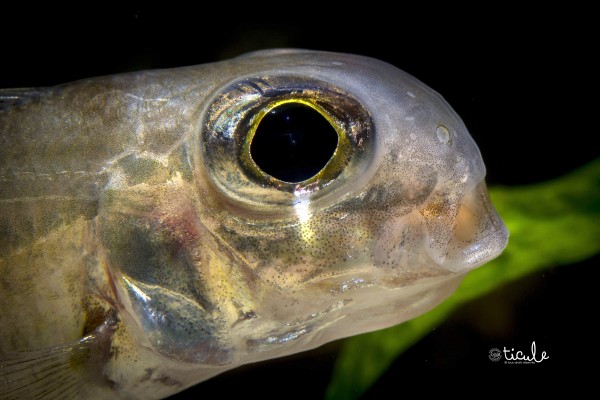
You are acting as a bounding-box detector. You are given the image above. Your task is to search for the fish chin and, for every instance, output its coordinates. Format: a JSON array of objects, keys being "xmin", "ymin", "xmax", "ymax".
[{"xmin": 236, "ymin": 272, "xmax": 465, "ymax": 364}]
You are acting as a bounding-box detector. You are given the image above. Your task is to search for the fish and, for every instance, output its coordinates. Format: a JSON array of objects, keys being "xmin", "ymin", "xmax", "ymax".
[{"xmin": 0, "ymin": 49, "xmax": 508, "ymax": 399}]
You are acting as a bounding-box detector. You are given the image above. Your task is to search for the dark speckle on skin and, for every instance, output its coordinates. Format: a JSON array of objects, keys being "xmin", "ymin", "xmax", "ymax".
[{"xmin": 140, "ymin": 368, "xmax": 182, "ymax": 387}]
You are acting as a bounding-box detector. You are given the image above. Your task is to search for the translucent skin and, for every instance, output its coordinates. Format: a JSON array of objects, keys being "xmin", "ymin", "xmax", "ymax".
[{"xmin": 0, "ymin": 50, "xmax": 508, "ymax": 399}]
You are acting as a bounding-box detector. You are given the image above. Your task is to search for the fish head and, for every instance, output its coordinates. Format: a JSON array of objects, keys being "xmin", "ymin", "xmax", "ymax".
[
  {"xmin": 100, "ymin": 49, "xmax": 508, "ymax": 369},
  {"xmin": 192, "ymin": 49, "xmax": 509, "ymax": 360}
]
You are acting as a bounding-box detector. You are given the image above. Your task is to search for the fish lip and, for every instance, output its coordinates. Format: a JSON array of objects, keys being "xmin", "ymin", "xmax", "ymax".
[
  {"xmin": 433, "ymin": 180, "xmax": 509, "ymax": 272},
  {"xmin": 464, "ymin": 182, "xmax": 509, "ymax": 265},
  {"xmin": 458, "ymin": 224, "xmax": 509, "ymax": 268}
]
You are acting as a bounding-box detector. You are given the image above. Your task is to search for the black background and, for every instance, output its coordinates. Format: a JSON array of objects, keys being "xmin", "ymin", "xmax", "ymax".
[{"xmin": 2, "ymin": 4, "xmax": 597, "ymax": 397}]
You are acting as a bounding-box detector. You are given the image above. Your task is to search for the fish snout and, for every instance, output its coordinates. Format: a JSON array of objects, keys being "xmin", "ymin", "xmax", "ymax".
[{"xmin": 423, "ymin": 181, "xmax": 509, "ymax": 272}]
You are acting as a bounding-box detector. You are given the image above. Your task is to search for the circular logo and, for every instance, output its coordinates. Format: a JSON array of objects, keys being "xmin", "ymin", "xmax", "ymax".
[{"xmin": 489, "ymin": 348, "xmax": 502, "ymax": 362}]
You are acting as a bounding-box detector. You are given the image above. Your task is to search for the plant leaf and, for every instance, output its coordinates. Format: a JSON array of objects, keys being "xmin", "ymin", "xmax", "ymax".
[{"xmin": 325, "ymin": 158, "xmax": 600, "ymax": 400}]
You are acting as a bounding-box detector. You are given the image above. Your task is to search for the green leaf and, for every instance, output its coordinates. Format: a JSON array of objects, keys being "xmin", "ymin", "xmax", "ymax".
[{"xmin": 325, "ymin": 158, "xmax": 600, "ymax": 400}]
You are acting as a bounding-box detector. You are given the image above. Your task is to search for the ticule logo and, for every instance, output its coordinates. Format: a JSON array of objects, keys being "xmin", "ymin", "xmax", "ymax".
[
  {"xmin": 488, "ymin": 341, "xmax": 549, "ymax": 364},
  {"xmin": 489, "ymin": 348, "xmax": 502, "ymax": 362}
]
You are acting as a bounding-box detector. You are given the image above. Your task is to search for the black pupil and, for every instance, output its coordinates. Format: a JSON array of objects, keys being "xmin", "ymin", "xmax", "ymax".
[{"xmin": 250, "ymin": 103, "xmax": 338, "ymax": 183}]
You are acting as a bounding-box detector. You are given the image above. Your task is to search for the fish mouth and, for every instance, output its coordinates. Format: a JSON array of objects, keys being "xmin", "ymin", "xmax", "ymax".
[{"xmin": 425, "ymin": 181, "xmax": 509, "ymax": 272}]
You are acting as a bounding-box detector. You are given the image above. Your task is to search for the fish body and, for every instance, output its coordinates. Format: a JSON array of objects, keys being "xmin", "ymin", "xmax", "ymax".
[{"xmin": 0, "ymin": 49, "xmax": 508, "ymax": 399}]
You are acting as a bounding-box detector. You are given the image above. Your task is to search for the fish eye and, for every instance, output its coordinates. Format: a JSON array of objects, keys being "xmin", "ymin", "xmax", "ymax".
[
  {"xmin": 247, "ymin": 101, "xmax": 339, "ymax": 183},
  {"xmin": 200, "ymin": 76, "xmax": 374, "ymax": 209}
]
